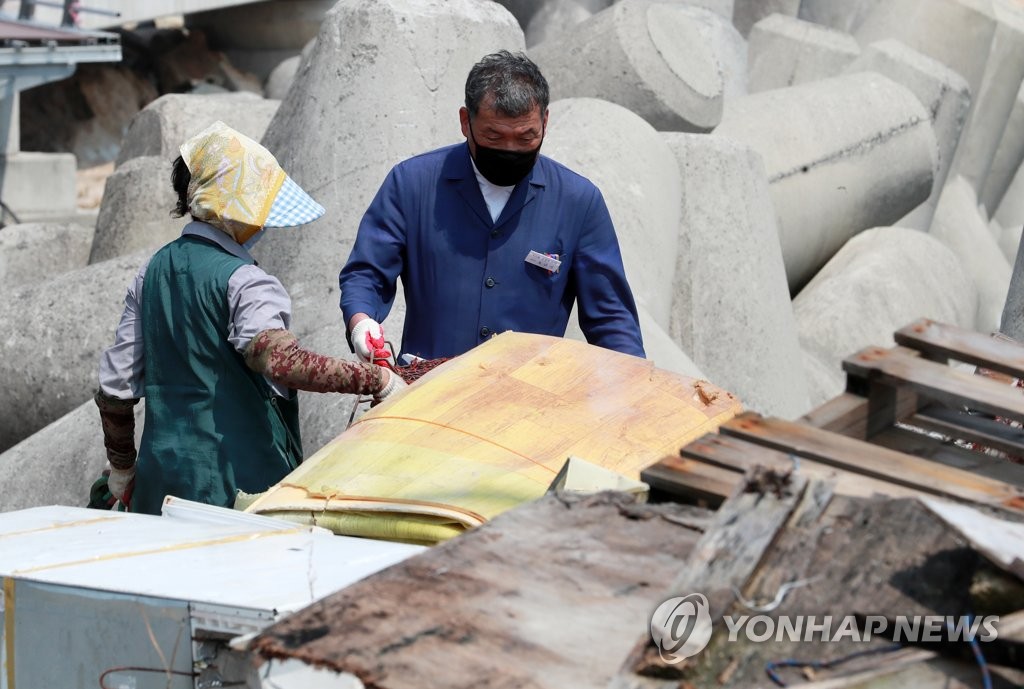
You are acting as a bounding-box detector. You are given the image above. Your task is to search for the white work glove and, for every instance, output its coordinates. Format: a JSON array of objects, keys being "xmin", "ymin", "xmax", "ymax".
[
  {"xmin": 350, "ymin": 318, "xmax": 384, "ymax": 363},
  {"xmin": 108, "ymin": 466, "xmax": 135, "ymax": 502},
  {"xmin": 373, "ymin": 368, "xmax": 408, "ymax": 405}
]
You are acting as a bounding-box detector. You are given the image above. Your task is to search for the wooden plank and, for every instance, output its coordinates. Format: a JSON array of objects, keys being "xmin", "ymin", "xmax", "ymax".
[
  {"xmin": 911, "ymin": 403, "xmax": 1024, "ymax": 458},
  {"xmin": 616, "ymin": 470, "xmax": 810, "ymax": 685},
  {"xmin": 801, "ymin": 389, "xmax": 922, "ymax": 440},
  {"xmin": 248, "ymin": 492, "xmax": 712, "ymax": 689},
  {"xmin": 719, "ymin": 413, "xmax": 1024, "ymax": 511},
  {"xmin": 640, "ymin": 454, "xmax": 738, "ymax": 508},
  {"xmin": 842, "ymin": 346, "xmax": 1024, "ymax": 426},
  {"xmin": 680, "ymin": 433, "xmax": 933, "ymax": 500},
  {"xmin": 894, "ymin": 318, "xmax": 1024, "ymax": 378}
]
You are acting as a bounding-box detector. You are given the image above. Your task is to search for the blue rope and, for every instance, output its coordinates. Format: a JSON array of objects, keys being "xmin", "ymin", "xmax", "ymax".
[
  {"xmin": 965, "ymin": 614, "xmax": 993, "ymax": 689},
  {"xmin": 765, "ymin": 643, "xmax": 903, "ymax": 687}
]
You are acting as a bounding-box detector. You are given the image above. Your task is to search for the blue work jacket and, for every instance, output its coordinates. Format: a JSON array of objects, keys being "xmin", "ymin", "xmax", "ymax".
[{"xmin": 339, "ymin": 143, "xmax": 645, "ymax": 360}]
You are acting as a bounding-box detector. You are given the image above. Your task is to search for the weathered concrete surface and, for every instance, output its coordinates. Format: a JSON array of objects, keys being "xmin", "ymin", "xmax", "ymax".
[
  {"xmin": 949, "ymin": 2, "xmax": 1024, "ymax": 199},
  {"xmin": 930, "ymin": 177, "xmax": 1012, "ymax": 333},
  {"xmin": 115, "ymin": 93, "xmax": 280, "ymax": 166},
  {"xmin": 1001, "ymin": 229, "xmax": 1024, "ymax": 340},
  {"xmin": 256, "ymin": 0, "xmax": 524, "ymax": 334},
  {"xmin": 747, "ymin": 14, "xmax": 860, "ymax": 93},
  {"xmin": 661, "ymin": 132, "xmax": 808, "ymax": 417},
  {"xmin": 1001, "ymin": 223, "xmax": 1022, "ymax": 263},
  {"xmin": 0, "ymin": 152, "xmax": 77, "ymax": 223},
  {"xmin": 0, "ymin": 222, "xmax": 95, "ymax": 291},
  {"xmin": 0, "ymin": 249, "xmax": 151, "ymax": 453},
  {"xmin": 731, "ymin": 0, "xmax": 799, "ymax": 38},
  {"xmin": 995, "ymin": 156, "xmax": 1024, "ymax": 229},
  {"xmin": 844, "ymin": 40, "xmax": 971, "ymax": 231},
  {"xmin": 714, "ymin": 72, "xmax": 937, "ymax": 292},
  {"xmin": 89, "ymin": 156, "xmax": 181, "ymax": 264},
  {"xmin": 795, "ymin": 227, "xmax": 978, "ymax": 408},
  {"xmin": 980, "ymin": 80, "xmax": 1024, "ymax": 214},
  {"xmin": 563, "ymin": 301, "xmax": 705, "ymax": 379},
  {"xmin": 542, "ymin": 98, "xmax": 681, "ymax": 330},
  {"xmin": 530, "ymin": 1, "xmax": 727, "ymax": 131},
  {"xmin": 797, "ymin": 0, "xmax": 884, "ymax": 34},
  {"xmin": 525, "ymin": 0, "xmax": 592, "ymax": 47},
  {"xmin": 0, "ymin": 400, "xmax": 144, "ymax": 513},
  {"xmin": 855, "ymin": 0, "xmax": 996, "ymax": 97},
  {"xmin": 264, "ymin": 55, "xmax": 301, "ymax": 100}
]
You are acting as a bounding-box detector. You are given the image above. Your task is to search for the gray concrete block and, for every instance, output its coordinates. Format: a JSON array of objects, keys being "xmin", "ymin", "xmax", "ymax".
[
  {"xmin": 530, "ymin": 1, "xmax": 730, "ymax": 132},
  {"xmin": 0, "ymin": 399, "xmax": 144, "ymax": 513},
  {"xmin": 980, "ymin": 80, "xmax": 1024, "ymax": 214},
  {"xmin": 661, "ymin": 132, "xmax": 809, "ymax": 418},
  {"xmin": 747, "ymin": 14, "xmax": 860, "ymax": 93},
  {"xmin": 563, "ymin": 301, "xmax": 705, "ymax": 379},
  {"xmin": 264, "ymin": 55, "xmax": 301, "ymax": 100},
  {"xmin": 794, "ymin": 227, "xmax": 978, "ymax": 407},
  {"xmin": 797, "ymin": 0, "xmax": 884, "ymax": 35},
  {"xmin": 949, "ymin": 3, "xmax": 1024, "ymax": 199},
  {"xmin": 542, "ymin": 98, "xmax": 681, "ymax": 330},
  {"xmin": 0, "ymin": 152, "xmax": 77, "ymax": 223},
  {"xmin": 657, "ymin": 0, "xmax": 734, "ymax": 19},
  {"xmin": 0, "ymin": 249, "xmax": 151, "ymax": 453},
  {"xmin": 1001, "ymin": 223, "xmax": 1022, "ymax": 263},
  {"xmin": 855, "ymin": 0, "xmax": 996, "ymax": 96},
  {"xmin": 731, "ymin": 0, "xmax": 798, "ymax": 37},
  {"xmin": 0, "ymin": 222, "xmax": 95, "ymax": 291},
  {"xmin": 115, "ymin": 93, "xmax": 280, "ymax": 167},
  {"xmin": 844, "ymin": 40, "xmax": 972, "ymax": 231},
  {"xmin": 255, "ymin": 0, "xmax": 524, "ymax": 334},
  {"xmin": 1002, "ymin": 227, "xmax": 1024, "ymax": 340},
  {"xmin": 931, "ymin": 176, "xmax": 1012, "ymax": 333},
  {"xmin": 995, "ymin": 155, "xmax": 1024, "ymax": 228},
  {"xmin": 526, "ymin": 0, "xmax": 593, "ymax": 48},
  {"xmin": 801, "ymin": 349, "xmax": 845, "ymax": 411},
  {"xmin": 89, "ymin": 157, "xmax": 181, "ymax": 264},
  {"xmin": 714, "ymin": 72, "xmax": 937, "ymax": 293}
]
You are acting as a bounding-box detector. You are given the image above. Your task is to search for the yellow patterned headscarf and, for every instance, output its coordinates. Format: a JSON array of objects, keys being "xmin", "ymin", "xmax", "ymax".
[{"xmin": 179, "ymin": 121, "xmax": 287, "ymax": 244}]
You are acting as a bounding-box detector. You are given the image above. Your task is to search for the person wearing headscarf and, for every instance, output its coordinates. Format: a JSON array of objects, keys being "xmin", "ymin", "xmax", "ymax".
[{"xmin": 95, "ymin": 121, "xmax": 405, "ymax": 514}]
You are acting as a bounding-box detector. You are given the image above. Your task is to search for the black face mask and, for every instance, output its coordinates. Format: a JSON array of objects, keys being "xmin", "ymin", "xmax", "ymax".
[{"xmin": 468, "ymin": 120, "xmax": 543, "ymax": 187}]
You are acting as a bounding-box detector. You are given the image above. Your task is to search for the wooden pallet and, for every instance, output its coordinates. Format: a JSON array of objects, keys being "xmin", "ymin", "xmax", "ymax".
[{"xmin": 642, "ymin": 318, "xmax": 1024, "ymax": 513}]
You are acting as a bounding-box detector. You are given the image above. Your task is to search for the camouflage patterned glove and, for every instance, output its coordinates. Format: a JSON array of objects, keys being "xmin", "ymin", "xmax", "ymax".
[{"xmin": 245, "ymin": 329, "xmax": 387, "ymax": 396}]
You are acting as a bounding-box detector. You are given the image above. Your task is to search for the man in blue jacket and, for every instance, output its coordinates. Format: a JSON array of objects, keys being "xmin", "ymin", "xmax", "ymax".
[{"xmin": 339, "ymin": 50, "xmax": 645, "ymax": 363}]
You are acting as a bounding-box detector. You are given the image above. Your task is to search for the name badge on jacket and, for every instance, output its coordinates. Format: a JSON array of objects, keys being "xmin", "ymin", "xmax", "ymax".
[{"xmin": 525, "ymin": 250, "xmax": 561, "ymax": 274}]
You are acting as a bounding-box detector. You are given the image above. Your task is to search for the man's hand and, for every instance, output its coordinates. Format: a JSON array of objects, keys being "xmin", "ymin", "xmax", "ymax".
[
  {"xmin": 107, "ymin": 466, "xmax": 135, "ymax": 503},
  {"xmin": 350, "ymin": 317, "xmax": 385, "ymax": 364},
  {"xmin": 373, "ymin": 368, "xmax": 408, "ymax": 405}
]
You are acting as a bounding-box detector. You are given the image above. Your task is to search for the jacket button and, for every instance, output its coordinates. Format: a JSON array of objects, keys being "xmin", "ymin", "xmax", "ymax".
[
  {"xmin": 480, "ymin": 326, "xmax": 491, "ymax": 337},
  {"xmin": 490, "ymin": 229, "xmax": 500, "ymax": 238},
  {"xmin": 485, "ymin": 277, "xmax": 496, "ymax": 288}
]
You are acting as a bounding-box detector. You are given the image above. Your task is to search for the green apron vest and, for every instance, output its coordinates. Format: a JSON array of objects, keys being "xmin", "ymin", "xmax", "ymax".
[{"xmin": 133, "ymin": 235, "xmax": 302, "ymax": 514}]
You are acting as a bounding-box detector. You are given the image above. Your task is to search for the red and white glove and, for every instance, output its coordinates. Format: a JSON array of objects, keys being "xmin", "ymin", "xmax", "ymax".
[{"xmin": 350, "ymin": 318, "xmax": 386, "ymax": 364}]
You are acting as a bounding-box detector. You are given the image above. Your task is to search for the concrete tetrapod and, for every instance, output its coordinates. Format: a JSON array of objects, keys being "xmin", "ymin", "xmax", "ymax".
[
  {"xmin": 794, "ymin": 227, "xmax": 978, "ymax": 408},
  {"xmin": 930, "ymin": 176, "xmax": 1012, "ymax": 334},
  {"xmin": 844, "ymin": 40, "xmax": 971, "ymax": 231},
  {"xmin": 530, "ymin": 0, "xmax": 728, "ymax": 131},
  {"xmin": 661, "ymin": 132, "xmax": 809, "ymax": 418},
  {"xmin": 541, "ymin": 97, "xmax": 681, "ymax": 330},
  {"xmin": 0, "ymin": 221, "xmax": 95, "ymax": 291},
  {"xmin": 747, "ymin": 14, "xmax": 860, "ymax": 93},
  {"xmin": 854, "ymin": 0, "xmax": 996, "ymax": 97},
  {"xmin": 525, "ymin": 0, "xmax": 592, "ymax": 47},
  {"xmin": 89, "ymin": 157, "xmax": 181, "ymax": 264},
  {"xmin": 0, "ymin": 248, "xmax": 151, "ymax": 453},
  {"xmin": 731, "ymin": 0, "xmax": 799, "ymax": 38},
  {"xmin": 948, "ymin": 2, "xmax": 1024, "ymax": 200},
  {"xmin": 714, "ymin": 71, "xmax": 937, "ymax": 293},
  {"xmin": 114, "ymin": 93, "xmax": 280, "ymax": 167},
  {"xmin": 796, "ymin": 0, "xmax": 884, "ymax": 35},
  {"xmin": 1001, "ymin": 231, "xmax": 1024, "ymax": 342},
  {"xmin": 995, "ymin": 157, "xmax": 1024, "ymax": 229},
  {"xmin": 255, "ymin": 0, "xmax": 524, "ymax": 334},
  {"xmin": 0, "ymin": 399, "xmax": 144, "ymax": 513},
  {"xmin": 980, "ymin": 81, "xmax": 1024, "ymax": 215}
]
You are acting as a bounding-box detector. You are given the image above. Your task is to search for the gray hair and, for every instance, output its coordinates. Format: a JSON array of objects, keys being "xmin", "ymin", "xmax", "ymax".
[{"xmin": 465, "ymin": 50, "xmax": 549, "ymax": 118}]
